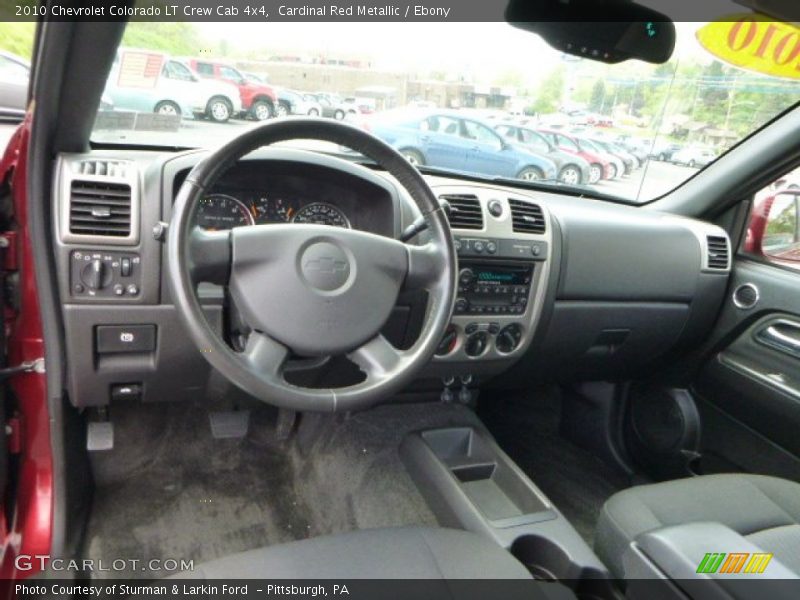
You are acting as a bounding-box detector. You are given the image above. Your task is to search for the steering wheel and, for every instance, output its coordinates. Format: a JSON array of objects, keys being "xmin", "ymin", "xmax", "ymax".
[{"xmin": 167, "ymin": 119, "xmax": 455, "ymax": 412}]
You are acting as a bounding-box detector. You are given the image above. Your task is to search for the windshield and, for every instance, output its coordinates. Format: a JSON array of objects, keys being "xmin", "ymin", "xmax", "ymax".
[{"xmin": 87, "ymin": 19, "xmax": 800, "ymax": 204}]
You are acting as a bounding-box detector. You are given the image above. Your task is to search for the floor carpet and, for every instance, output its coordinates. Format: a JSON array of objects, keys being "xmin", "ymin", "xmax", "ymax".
[{"xmin": 480, "ymin": 388, "xmax": 630, "ymax": 545}]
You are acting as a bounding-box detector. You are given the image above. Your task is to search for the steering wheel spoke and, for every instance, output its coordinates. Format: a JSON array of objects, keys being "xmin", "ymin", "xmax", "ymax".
[
  {"xmin": 189, "ymin": 226, "xmax": 231, "ymax": 284},
  {"xmin": 404, "ymin": 242, "xmax": 447, "ymax": 291},
  {"xmin": 347, "ymin": 334, "xmax": 405, "ymax": 382},
  {"xmin": 243, "ymin": 331, "xmax": 289, "ymax": 379}
]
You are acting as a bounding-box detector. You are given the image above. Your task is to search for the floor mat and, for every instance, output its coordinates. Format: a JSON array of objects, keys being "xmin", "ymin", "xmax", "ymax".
[
  {"xmin": 479, "ymin": 388, "xmax": 630, "ymax": 545},
  {"xmin": 83, "ymin": 398, "xmax": 479, "ymax": 578}
]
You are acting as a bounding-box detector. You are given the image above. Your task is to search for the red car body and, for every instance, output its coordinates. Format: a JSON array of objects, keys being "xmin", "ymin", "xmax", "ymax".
[
  {"xmin": 0, "ymin": 117, "xmax": 53, "ymax": 584},
  {"xmin": 537, "ymin": 128, "xmax": 613, "ymax": 181},
  {"xmin": 185, "ymin": 59, "xmax": 277, "ymax": 120}
]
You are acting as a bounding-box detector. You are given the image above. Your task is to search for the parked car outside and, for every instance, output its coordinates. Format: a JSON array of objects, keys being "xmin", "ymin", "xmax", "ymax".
[
  {"xmin": 671, "ymin": 146, "xmax": 717, "ymax": 168},
  {"xmin": 164, "ymin": 59, "xmax": 242, "ymax": 123},
  {"xmin": 649, "ymin": 139, "xmax": 683, "ymax": 161},
  {"xmin": 495, "ymin": 122, "xmax": 591, "ymax": 185},
  {"xmin": 538, "ymin": 128, "xmax": 613, "ymax": 184},
  {"xmin": 0, "ymin": 50, "xmax": 29, "ymax": 121},
  {"xmin": 186, "ymin": 58, "xmax": 278, "ymax": 120},
  {"xmin": 575, "ymin": 136, "xmax": 626, "ymax": 179},
  {"xmin": 312, "ymin": 93, "xmax": 358, "ymax": 120},
  {"xmin": 369, "ymin": 109, "xmax": 557, "ymax": 182},
  {"xmin": 271, "ymin": 88, "xmax": 322, "ymax": 117},
  {"xmin": 104, "ymin": 49, "xmax": 196, "ymax": 119},
  {"xmin": 584, "ymin": 137, "xmax": 638, "ymax": 174}
]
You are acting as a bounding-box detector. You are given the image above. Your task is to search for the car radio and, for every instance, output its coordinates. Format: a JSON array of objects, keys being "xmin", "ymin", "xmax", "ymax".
[{"xmin": 455, "ymin": 263, "xmax": 533, "ymax": 315}]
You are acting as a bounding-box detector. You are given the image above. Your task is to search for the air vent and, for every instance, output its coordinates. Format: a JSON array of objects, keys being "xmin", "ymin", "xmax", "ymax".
[
  {"xmin": 77, "ymin": 160, "xmax": 129, "ymax": 178},
  {"xmin": 440, "ymin": 194, "xmax": 483, "ymax": 230},
  {"xmin": 706, "ymin": 235, "xmax": 730, "ymax": 270},
  {"xmin": 69, "ymin": 181, "xmax": 132, "ymax": 237},
  {"xmin": 509, "ymin": 198, "xmax": 546, "ymax": 234}
]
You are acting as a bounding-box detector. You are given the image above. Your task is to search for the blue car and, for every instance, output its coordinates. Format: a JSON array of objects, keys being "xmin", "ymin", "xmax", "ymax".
[{"xmin": 369, "ymin": 110, "xmax": 557, "ymax": 181}]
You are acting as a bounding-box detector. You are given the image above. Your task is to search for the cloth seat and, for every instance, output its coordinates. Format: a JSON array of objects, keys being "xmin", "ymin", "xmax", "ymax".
[
  {"xmin": 178, "ymin": 526, "xmax": 533, "ymax": 579},
  {"xmin": 595, "ymin": 474, "xmax": 800, "ymax": 578}
]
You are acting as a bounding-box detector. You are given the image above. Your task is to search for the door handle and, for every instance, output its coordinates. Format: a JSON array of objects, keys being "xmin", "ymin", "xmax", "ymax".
[{"xmin": 757, "ymin": 320, "xmax": 800, "ymax": 358}]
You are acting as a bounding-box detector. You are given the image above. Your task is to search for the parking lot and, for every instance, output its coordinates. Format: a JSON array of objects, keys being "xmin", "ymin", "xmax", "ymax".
[{"xmin": 4, "ymin": 117, "xmax": 698, "ymax": 203}]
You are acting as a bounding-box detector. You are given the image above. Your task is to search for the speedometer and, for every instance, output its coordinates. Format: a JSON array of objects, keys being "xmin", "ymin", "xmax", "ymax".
[
  {"xmin": 195, "ymin": 194, "xmax": 254, "ymax": 230},
  {"xmin": 292, "ymin": 202, "xmax": 350, "ymax": 228}
]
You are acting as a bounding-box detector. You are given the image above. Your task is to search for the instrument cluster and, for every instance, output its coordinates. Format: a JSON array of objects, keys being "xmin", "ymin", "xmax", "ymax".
[{"xmin": 195, "ymin": 192, "xmax": 350, "ymax": 231}]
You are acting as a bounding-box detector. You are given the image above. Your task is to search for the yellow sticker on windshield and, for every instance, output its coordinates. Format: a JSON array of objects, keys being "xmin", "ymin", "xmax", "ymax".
[{"xmin": 697, "ymin": 16, "xmax": 800, "ymax": 80}]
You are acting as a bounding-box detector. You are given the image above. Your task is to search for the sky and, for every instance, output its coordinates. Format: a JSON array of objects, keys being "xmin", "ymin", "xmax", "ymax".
[{"xmin": 193, "ymin": 22, "xmax": 711, "ymax": 86}]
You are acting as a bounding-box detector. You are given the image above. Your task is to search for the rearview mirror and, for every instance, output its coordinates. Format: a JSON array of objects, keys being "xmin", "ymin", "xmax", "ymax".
[{"xmin": 506, "ymin": 0, "xmax": 676, "ymax": 64}]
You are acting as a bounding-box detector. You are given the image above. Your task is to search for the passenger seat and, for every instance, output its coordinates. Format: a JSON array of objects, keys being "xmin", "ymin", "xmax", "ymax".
[{"xmin": 595, "ymin": 474, "xmax": 800, "ymax": 578}]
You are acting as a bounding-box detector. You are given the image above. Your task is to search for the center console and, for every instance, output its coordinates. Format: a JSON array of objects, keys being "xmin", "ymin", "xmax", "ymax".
[
  {"xmin": 401, "ymin": 425, "xmax": 615, "ymax": 595},
  {"xmin": 429, "ymin": 187, "xmax": 552, "ymax": 372}
]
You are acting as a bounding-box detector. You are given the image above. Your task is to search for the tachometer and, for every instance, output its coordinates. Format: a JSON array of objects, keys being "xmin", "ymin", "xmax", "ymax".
[
  {"xmin": 292, "ymin": 202, "xmax": 350, "ymax": 228},
  {"xmin": 195, "ymin": 194, "xmax": 254, "ymax": 230}
]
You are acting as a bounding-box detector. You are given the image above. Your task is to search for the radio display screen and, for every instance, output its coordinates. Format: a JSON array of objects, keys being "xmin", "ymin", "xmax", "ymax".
[{"xmin": 475, "ymin": 267, "xmax": 528, "ymax": 285}]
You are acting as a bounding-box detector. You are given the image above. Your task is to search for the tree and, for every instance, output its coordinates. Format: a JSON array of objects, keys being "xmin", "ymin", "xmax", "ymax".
[
  {"xmin": 0, "ymin": 23, "xmax": 36, "ymax": 57},
  {"xmin": 589, "ymin": 79, "xmax": 606, "ymax": 113},
  {"xmin": 530, "ymin": 66, "xmax": 564, "ymax": 115},
  {"xmin": 121, "ymin": 23, "xmax": 201, "ymax": 56}
]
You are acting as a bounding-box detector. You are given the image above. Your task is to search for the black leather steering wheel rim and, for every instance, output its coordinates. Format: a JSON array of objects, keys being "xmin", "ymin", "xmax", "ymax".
[{"xmin": 167, "ymin": 118, "xmax": 455, "ymax": 412}]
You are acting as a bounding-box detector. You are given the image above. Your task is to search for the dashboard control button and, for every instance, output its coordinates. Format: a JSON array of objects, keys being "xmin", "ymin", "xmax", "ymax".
[
  {"xmin": 486, "ymin": 241, "xmax": 497, "ymax": 254},
  {"xmin": 81, "ymin": 259, "xmax": 111, "ymax": 291},
  {"xmin": 111, "ymin": 383, "xmax": 142, "ymax": 402},
  {"xmin": 435, "ymin": 325, "xmax": 459, "ymax": 357},
  {"xmin": 454, "ymin": 297, "xmax": 469, "ymax": 313},
  {"xmin": 121, "ymin": 257, "xmax": 132, "ymax": 277},
  {"xmin": 127, "ymin": 284, "xmax": 139, "ymax": 296},
  {"xmin": 458, "ymin": 268, "xmax": 475, "ymax": 286},
  {"xmin": 465, "ymin": 332, "xmax": 489, "ymax": 357},
  {"xmin": 96, "ymin": 325, "xmax": 156, "ymax": 354},
  {"xmin": 496, "ymin": 324, "xmax": 523, "ymax": 353},
  {"xmin": 113, "ymin": 284, "xmax": 125, "ymax": 296},
  {"xmin": 487, "ymin": 199, "xmax": 503, "ymax": 218},
  {"xmin": 465, "ymin": 323, "xmax": 478, "ymax": 335},
  {"xmin": 454, "ymin": 239, "xmax": 462, "ymax": 253},
  {"xmin": 473, "ymin": 241, "xmax": 485, "ymax": 253}
]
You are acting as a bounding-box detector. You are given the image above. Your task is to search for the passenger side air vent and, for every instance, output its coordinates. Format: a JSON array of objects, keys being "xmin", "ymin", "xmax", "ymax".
[
  {"xmin": 509, "ymin": 198, "xmax": 546, "ymax": 234},
  {"xmin": 69, "ymin": 181, "xmax": 132, "ymax": 237},
  {"xmin": 706, "ymin": 235, "xmax": 730, "ymax": 270},
  {"xmin": 440, "ymin": 194, "xmax": 483, "ymax": 230}
]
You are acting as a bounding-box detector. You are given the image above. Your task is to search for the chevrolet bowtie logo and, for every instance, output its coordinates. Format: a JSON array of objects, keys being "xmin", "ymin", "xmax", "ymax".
[{"xmin": 304, "ymin": 257, "xmax": 348, "ymax": 274}]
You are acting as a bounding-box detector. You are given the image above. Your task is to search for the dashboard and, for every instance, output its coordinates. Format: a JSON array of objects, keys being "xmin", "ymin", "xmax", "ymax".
[{"xmin": 53, "ymin": 148, "xmax": 733, "ymax": 408}]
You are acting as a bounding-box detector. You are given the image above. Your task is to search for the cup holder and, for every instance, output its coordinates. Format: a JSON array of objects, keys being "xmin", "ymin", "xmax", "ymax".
[
  {"xmin": 511, "ymin": 535, "xmax": 616, "ymax": 598},
  {"xmin": 511, "ymin": 534, "xmax": 574, "ymax": 580}
]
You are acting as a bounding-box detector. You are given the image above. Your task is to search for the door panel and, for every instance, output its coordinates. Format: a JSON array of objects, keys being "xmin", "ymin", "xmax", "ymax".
[{"xmin": 693, "ymin": 258, "xmax": 800, "ymax": 478}]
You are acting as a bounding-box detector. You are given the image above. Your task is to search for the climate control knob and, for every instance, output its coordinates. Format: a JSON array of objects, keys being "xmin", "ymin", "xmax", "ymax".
[
  {"xmin": 454, "ymin": 297, "xmax": 469, "ymax": 314},
  {"xmin": 435, "ymin": 325, "xmax": 459, "ymax": 357},
  {"xmin": 496, "ymin": 324, "xmax": 523, "ymax": 354},
  {"xmin": 465, "ymin": 331, "xmax": 489, "ymax": 357}
]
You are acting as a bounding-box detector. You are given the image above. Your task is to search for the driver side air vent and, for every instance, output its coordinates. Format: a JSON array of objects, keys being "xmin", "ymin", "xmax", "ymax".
[
  {"xmin": 509, "ymin": 198, "xmax": 546, "ymax": 234},
  {"xmin": 706, "ymin": 235, "xmax": 730, "ymax": 270},
  {"xmin": 440, "ymin": 194, "xmax": 483, "ymax": 230},
  {"xmin": 69, "ymin": 181, "xmax": 132, "ymax": 237}
]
